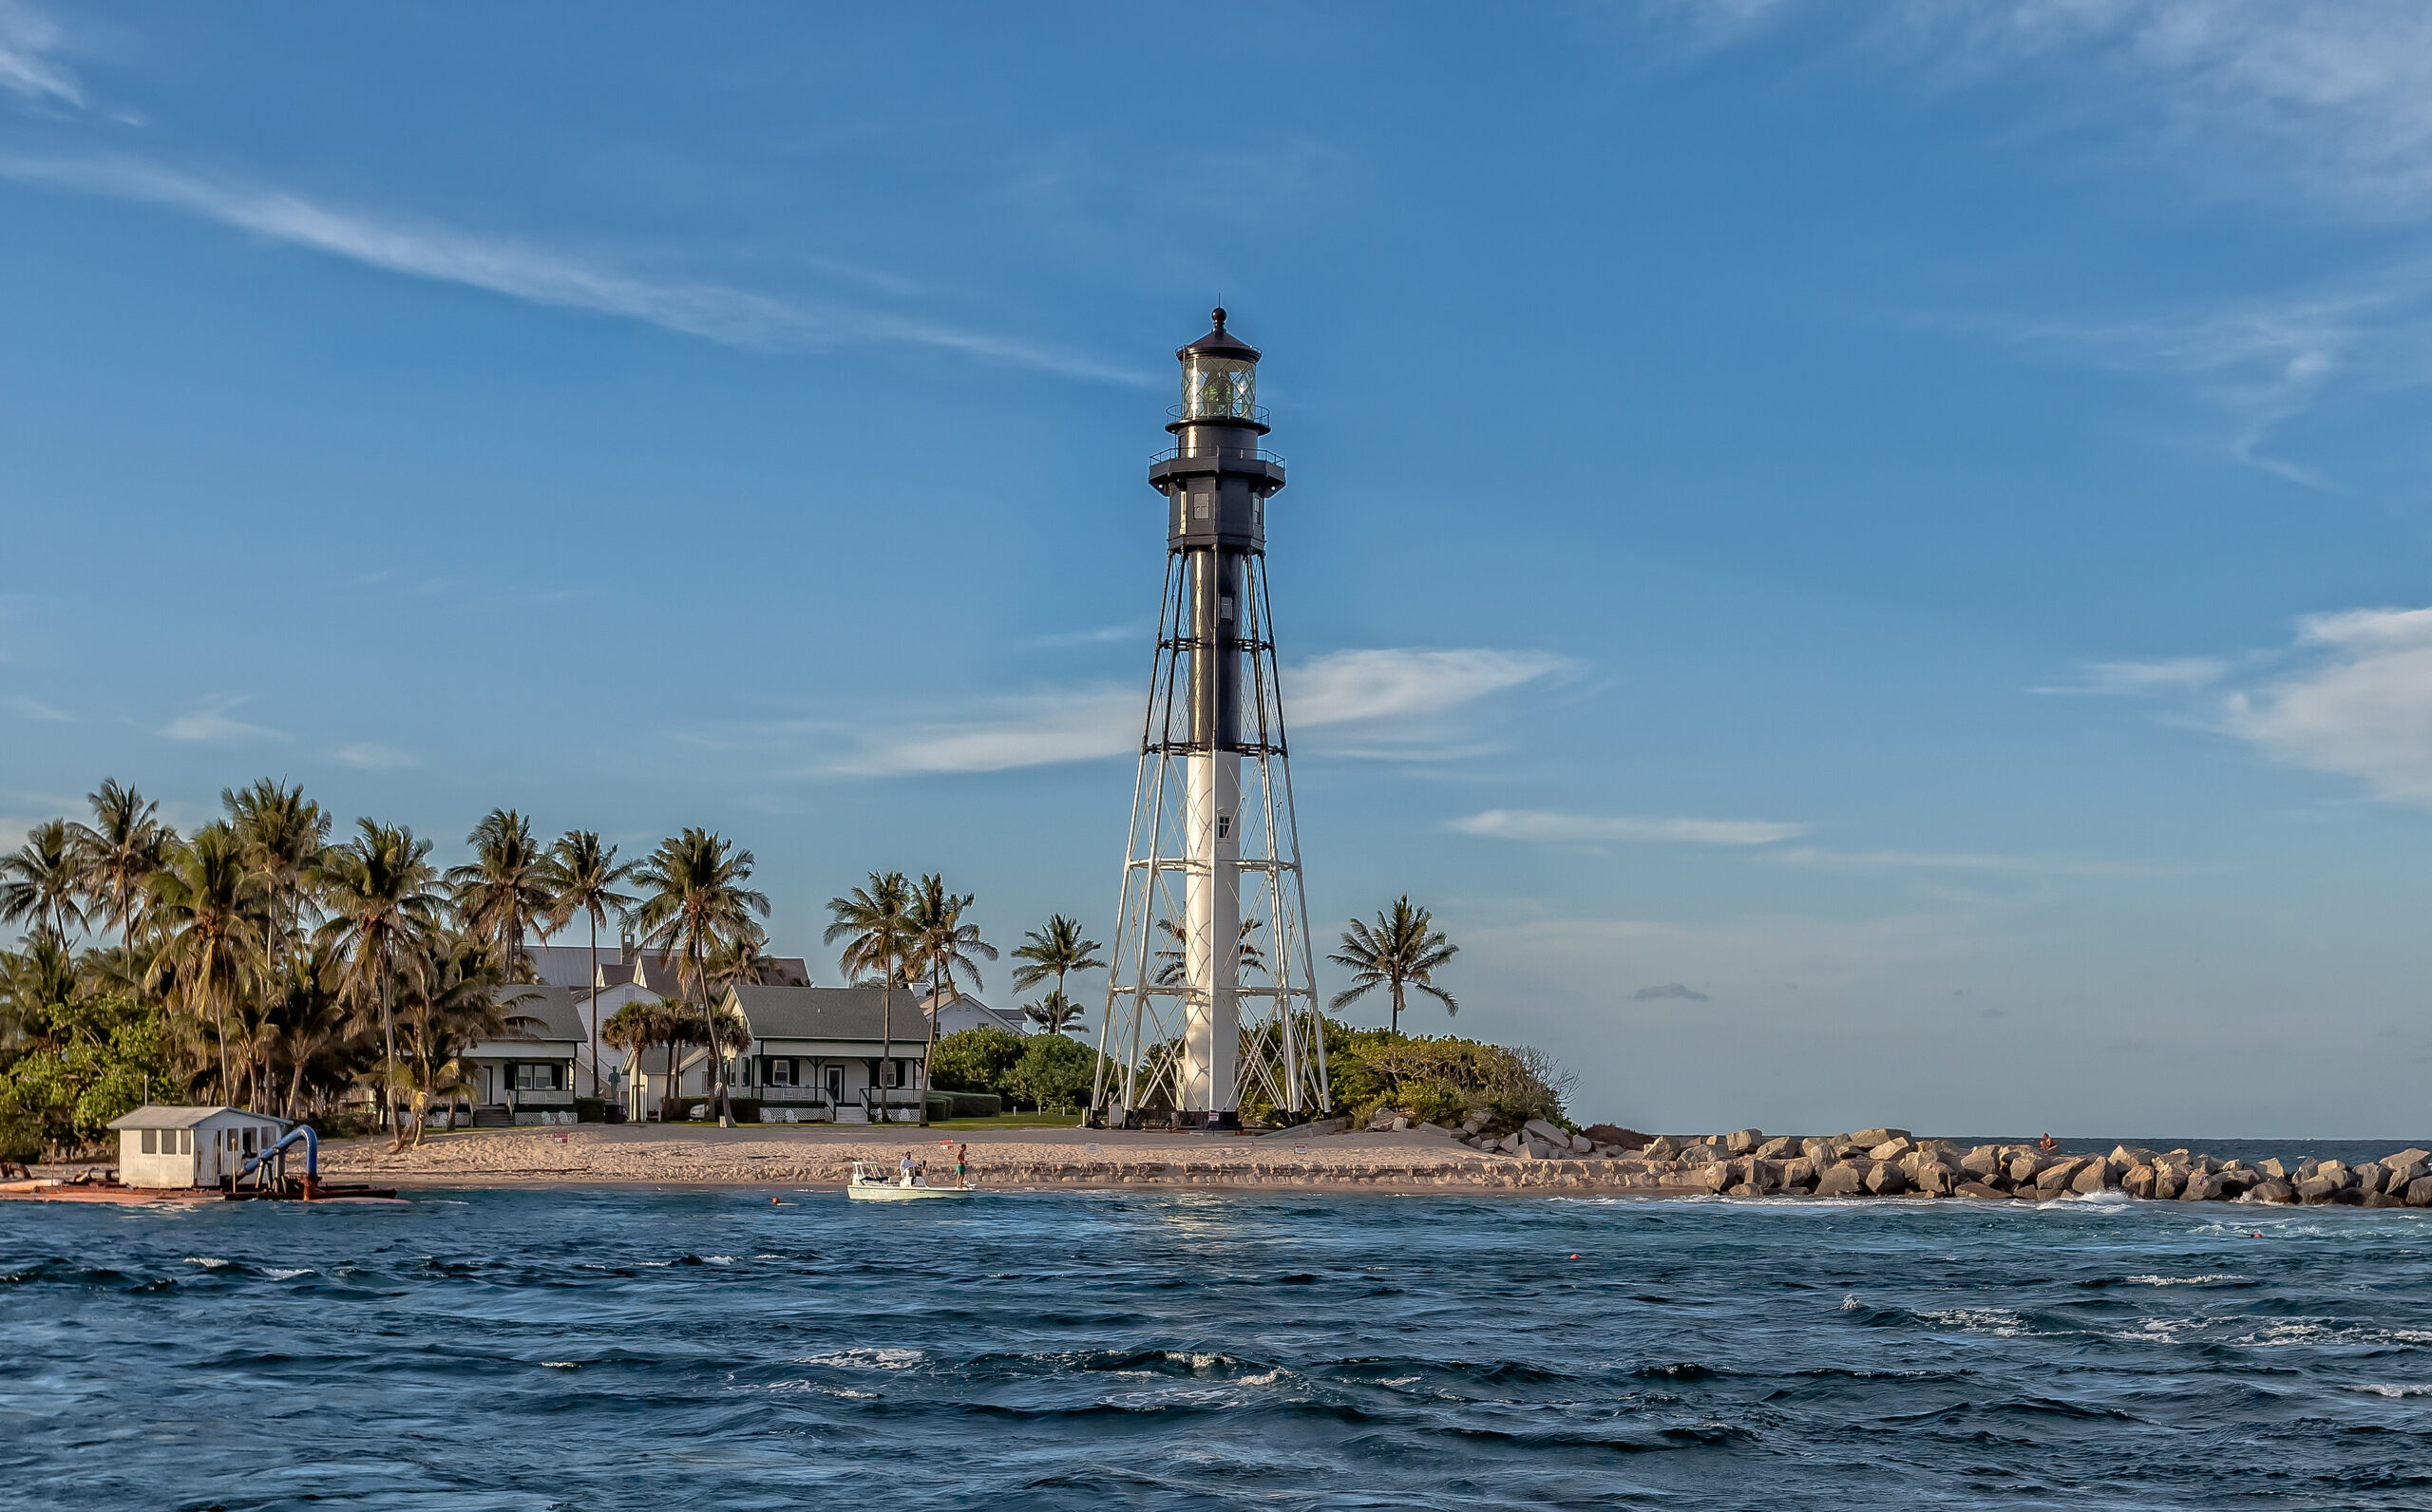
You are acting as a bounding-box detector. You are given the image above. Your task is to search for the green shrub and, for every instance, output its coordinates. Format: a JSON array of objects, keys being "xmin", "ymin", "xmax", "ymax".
[
  {"xmin": 1005, "ymin": 1035, "xmax": 1100, "ymax": 1112},
  {"xmin": 930, "ymin": 1027, "xmax": 1027, "ymax": 1095}
]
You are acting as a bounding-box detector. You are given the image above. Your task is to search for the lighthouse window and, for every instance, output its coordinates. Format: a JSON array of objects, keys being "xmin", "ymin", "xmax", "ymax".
[
  {"xmin": 1192, "ymin": 497, "xmax": 1210, "ymax": 520},
  {"xmin": 1182, "ymin": 354, "xmax": 1257, "ymax": 421}
]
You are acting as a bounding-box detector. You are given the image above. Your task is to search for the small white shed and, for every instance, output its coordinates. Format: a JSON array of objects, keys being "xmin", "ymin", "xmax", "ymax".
[{"xmin": 106, "ymin": 1106, "xmax": 289, "ymax": 1189}]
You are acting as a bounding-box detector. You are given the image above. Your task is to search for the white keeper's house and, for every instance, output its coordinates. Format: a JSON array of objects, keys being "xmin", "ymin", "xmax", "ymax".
[
  {"xmin": 646, "ymin": 984, "xmax": 930, "ymax": 1123},
  {"xmin": 457, "ymin": 982, "xmax": 590, "ymax": 1126}
]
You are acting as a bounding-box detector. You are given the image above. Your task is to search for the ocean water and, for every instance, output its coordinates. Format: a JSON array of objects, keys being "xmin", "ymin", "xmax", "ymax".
[{"xmin": 4, "ymin": 1186, "xmax": 2429, "ymax": 1510}]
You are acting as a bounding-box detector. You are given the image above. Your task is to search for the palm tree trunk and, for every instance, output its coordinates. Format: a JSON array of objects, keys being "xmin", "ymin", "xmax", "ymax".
[
  {"xmin": 380, "ymin": 946, "xmax": 397, "ymax": 1135},
  {"xmin": 586, "ymin": 915, "xmax": 600, "ymax": 1107},
  {"xmin": 919, "ymin": 963, "xmax": 944, "ymax": 1128},
  {"xmin": 878, "ymin": 973, "xmax": 893, "ymax": 1124}
]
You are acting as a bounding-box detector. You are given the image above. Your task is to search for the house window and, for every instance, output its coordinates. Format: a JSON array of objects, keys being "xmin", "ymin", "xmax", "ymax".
[
  {"xmin": 142, "ymin": 1129, "xmax": 158, "ymax": 1155},
  {"xmin": 514, "ymin": 1064, "xmax": 561, "ymax": 1091},
  {"xmin": 768, "ymin": 1059, "xmax": 792, "ymax": 1087},
  {"xmin": 180, "ymin": 1130, "xmax": 192, "ymax": 1154}
]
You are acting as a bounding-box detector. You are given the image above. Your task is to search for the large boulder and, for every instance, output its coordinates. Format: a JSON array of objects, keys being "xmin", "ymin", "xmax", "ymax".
[
  {"xmin": 2352, "ymin": 1162, "xmax": 2387, "ymax": 1196},
  {"xmin": 1913, "ymin": 1162, "xmax": 1956, "ymax": 1197},
  {"xmin": 2178, "ymin": 1172, "xmax": 2223, "ymax": 1201},
  {"xmin": 1865, "ymin": 1162, "xmax": 1910, "ymax": 1196},
  {"xmin": 2151, "ymin": 1169, "xmax": 2183, "ymax": 1200},
  {"xmin": 2124, "ymin": 1164, "xmax": 2157, "ymax": 1199},
  {"xmin": 2407, "ymin": 1176, "xmax": 2432, "ymax": 1207},
  {"xmin": 1956, "ymin": 1181, "xmax": 2008, "ymax": 1200},
  {"xmin": 1696, "ymin": 1162, "xmax": 1732, "ymax": 1193},
  {"xmin": 1849, "ymin": 1128, "xmax": 1908, "ymax": 1147},
  {"xmin": 2035, "ymin": 1158, "xmax": 2088, "ymax": 1196},
  {"xmin": 2110, "ymin": 1143, "xmax": 2158, "ymax": 1167},
  {"xmin": 1814, "ymin": 1163, "xmax": 1868, "ymax": 1198},
  {"xmin": 1869, "ymin": 1136, "xmax": 1916, "ymax": 1162},
  {"xmin": 2008, "ymin": 1153, "xmax": 2044, "ymax": 1185},
  {"xmin": 1523, "ymin": 1119, "xmax": 1570, "ymax": 1148},
  {"xmin": 1960, "ymin": 1145, "xmax": 2004, "ymax": 1179},
  {"xmin": 2254, "ymin": 1157, "xmax": 2289, "ymax": 1181},
  {"xmin": 2071, "ymin": 1160, "xmax": 2116, "ymax": 1195},
  {"xmin": 1724, "ymin": 1128, "xmax": 1762, "ymax": 1155},
  {"xmin": 1755, "ymin": 1136, "xmax": 1798, "ymax": 1161},
  {"xmin": 2382, "ymin": 1147, "xmax": 2431, "ymax": 1173},
  {"xmin": 2297, "ymin": 1175, "xmax": 2343, "ymax": 1203},
  {"xmin": 2249, "ymin": 1180, "xmax": 2297, "ymax": 1204},
  {"xmin": 1583, "ymin": 1125, "xmax": 1648, "ymax": 1150},
  {"xmin": 1778, "ymin": 1157, "xmax": 1818, "ymax": 1190}
]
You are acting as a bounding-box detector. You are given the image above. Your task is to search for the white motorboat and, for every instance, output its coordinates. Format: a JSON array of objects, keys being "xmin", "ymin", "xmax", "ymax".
[{"xmin": 846, "ymin": 1160, "xmax": 972, "ymax": 1201}]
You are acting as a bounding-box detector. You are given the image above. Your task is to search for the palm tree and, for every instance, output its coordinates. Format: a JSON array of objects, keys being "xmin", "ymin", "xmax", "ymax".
[
  {"xmin": 542, "ymin": 830, "xmax": 636, "ymax": 1106},
  {"xmin": 315, "ymin": 821, "xmax": 445, "ymax": 1133},
  {"xmin": 2, "ymin": 819, "xmax": 89, "ymax": 945},
  {"xmin": 1023, "ymin": 989, "xmax": 1085, "ymax": 1035},
  {"xmin": 391, "ymin": 932, "xmax": 531, "ymax": 1147},
  {"xmin": 905, "ymin": 874, "xmax": 996, "ymax": 1127},
  {"xmin": 1010, "ymin": 913, "xmax": 1103, "ymax": 1011},
  {"xmin": 446, "ymin": 809, "xmax": 557, "ymax": 977},
  {"xmin": 599, "ymin": 997, "xmax": 678, "ymax": 1118},
  {"xmin": 222, "ymin": 778, "xmax": 331, "ymax": 976},
  {"xmin": 264, "ymin": 939, "xmax": 354, "ymax": 1121},
  {"xmin": 146, "ymin": 825, "xmax": 269, "ymax": 1104},
  {"xmin": 1327, "ymin": 897, "xmax": 1459, "ymax": 1033},
  {"xmin": 628, "ymin": 830, "xmax": 770, "ymax": 1128},
  {"xmin": 704, "ymin": 927, "xmax": 780, "ymax": 1098},
  {"xmin": 66, "ymin": 779, "xmax": 176, "ymax": 961},
  {"xmin": 826, "ymin": 872, "xmax": 912, "ymax": 1124},
  {"xmin": 1151, "ymin": 917, "xmax": 1264, "ymax": 986}
]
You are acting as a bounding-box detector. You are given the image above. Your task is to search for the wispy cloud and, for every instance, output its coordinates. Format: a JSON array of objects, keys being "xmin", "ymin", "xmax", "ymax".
[
  {"xmin": 687, "ymin": 647, "xmax": 1572, "ymax": 777},
  {"xmin": 332, "ymin": 742, "xmax": 418, "ymax": 770},
  {"xmin": 2036, "ymin": 656, "xmax": 2229, "ymax": 695},
  {"xmin": 5, "ymin": 694, "xmax": 69, "ymax": 722},
  {"xmin": 1658, "ymin": 2, "xmax": 2432, "ymax": 216},
  {"xmin": 1769, "ymin": 846, "xmax": 2213, "ymax": 878},
  {"xmin": 1630, "ymin": 981, "xmax": 1710, "ymax": 1002},
  {"xmin": 2214, "ymin": 607, "xmax": 2432, "ymax": 803},
  {"xmin": 0, "ymin": 153, "xmax": 1145, "ymax": 383},
  {"xmin": 1452, "ymin": 809, "xmax": 1811, "ymax": 846},
  {"xmin": 0, "ymin": 1, "xmax": 78, "ymax": 108},
  {"xmin": 162, "ymin": 699, "xmax": 288, "ymax": 746}
]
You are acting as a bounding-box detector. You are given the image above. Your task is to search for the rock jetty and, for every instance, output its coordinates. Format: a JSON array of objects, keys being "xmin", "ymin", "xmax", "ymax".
[{"xmin": 1404, "ymin": 1114, "xmax": 2432, "ymax": 1205}]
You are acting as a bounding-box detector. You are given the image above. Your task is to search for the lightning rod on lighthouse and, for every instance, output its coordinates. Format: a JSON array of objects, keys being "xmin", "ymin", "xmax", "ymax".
[{"xmin": 1093, "ymin": 309, "xmax": 1327, "ymax": 1130}]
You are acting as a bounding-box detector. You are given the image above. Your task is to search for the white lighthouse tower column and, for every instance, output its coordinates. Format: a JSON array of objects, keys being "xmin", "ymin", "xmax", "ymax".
[
  {"xmin": 1181, "ymin": 743, "xmax": 1241, "ymax": 1113},
  {"xmin": 1096, "ymin": 309, "xmax": 1325, "ymax": 1132}
]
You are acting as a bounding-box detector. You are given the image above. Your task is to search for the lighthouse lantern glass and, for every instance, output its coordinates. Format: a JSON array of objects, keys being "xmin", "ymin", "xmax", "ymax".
[{"xmin": 1182, "ymin": 354, "xmax": 1257, "ymax": 422}]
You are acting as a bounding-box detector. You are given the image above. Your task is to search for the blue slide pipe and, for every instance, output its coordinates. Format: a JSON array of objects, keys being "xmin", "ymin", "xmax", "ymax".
[{"xmin": 238, "ymin": 1124, "xmax": 318, "ymax": 1183}]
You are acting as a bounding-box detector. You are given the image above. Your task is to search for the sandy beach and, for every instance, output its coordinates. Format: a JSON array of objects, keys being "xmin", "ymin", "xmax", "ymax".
[{"xmin": 316, "ymin": 1123, "xmax": 1695, "ymax": 1194}]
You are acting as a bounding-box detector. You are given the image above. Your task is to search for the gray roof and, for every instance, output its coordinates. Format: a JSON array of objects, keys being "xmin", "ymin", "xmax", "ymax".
[
  {"xmin": 106, "ymin": 1105, "xmax": 285, "ymax": 1130},
  {"xmin": 489, "ymin": 983, "xmax": 587, "ymax": 1044},
  {"xmin": 725, "ymin": 984, "xmax": 928, "ymax": 1047}
]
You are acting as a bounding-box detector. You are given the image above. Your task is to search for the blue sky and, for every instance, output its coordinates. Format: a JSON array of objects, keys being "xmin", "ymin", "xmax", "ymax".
[{"xmin": 6, "ymin": 3, "xmax": 2432, "ymax": 1137}]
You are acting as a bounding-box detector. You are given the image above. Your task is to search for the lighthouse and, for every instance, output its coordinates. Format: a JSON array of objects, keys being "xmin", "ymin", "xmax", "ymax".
[{"xmin": 1095, "ymin": 310, "xmax": 1327, "ymax": 1130}]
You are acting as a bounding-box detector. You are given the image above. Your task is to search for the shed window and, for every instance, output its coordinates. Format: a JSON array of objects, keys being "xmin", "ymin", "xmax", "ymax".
[
  {"xmin": 142, "ymin": 1129, "xmax": 158, "ymax": 1155},
  {"xmin": 180, "ymin": 1129, "xmax": 192, "ymax": 1154}
]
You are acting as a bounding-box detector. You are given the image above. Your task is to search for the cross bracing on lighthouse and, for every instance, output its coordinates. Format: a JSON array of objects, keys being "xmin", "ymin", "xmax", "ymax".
[{"xmin": 1092, "ymin": 310, "xmax": 1328, "ymax": 1131}]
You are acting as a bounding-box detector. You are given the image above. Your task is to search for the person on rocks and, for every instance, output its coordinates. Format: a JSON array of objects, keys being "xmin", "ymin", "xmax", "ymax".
[{"xmin": 2039, "ymin": 1132, "xmax": 2060, "ymax": 1152}]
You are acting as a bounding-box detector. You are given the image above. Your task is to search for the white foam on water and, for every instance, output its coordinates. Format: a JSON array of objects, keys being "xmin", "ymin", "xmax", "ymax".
[
  {"xmin": 2126, "ymin": 1274, "xmax": 2242, "ymax": 1286},
  {"xmin": 182, "ymin": 1257, "xmax": 228, "ymax": 1268},
  {"xmin": 541, "ymin": 1361, "xmax": 580, "ymax": 1370},
  {"xmin": 263, "ymin": 1267, "xmax": 313, "ymax": 1280},
  {"xmin": 703, "ymin": 1256, "xmax": 733, "ymax": 1266},
  {"xmin": 2346, "ymin": 1383, "xmax": 2432, "ymax": 1397},
  {"xmin": 794, "ymin": 1347, "xmax": 923, "ymax": 1370},
  {"xmin": 1916, "ymin": 1308, "xmax": 2028, "ymax": 1337}
]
